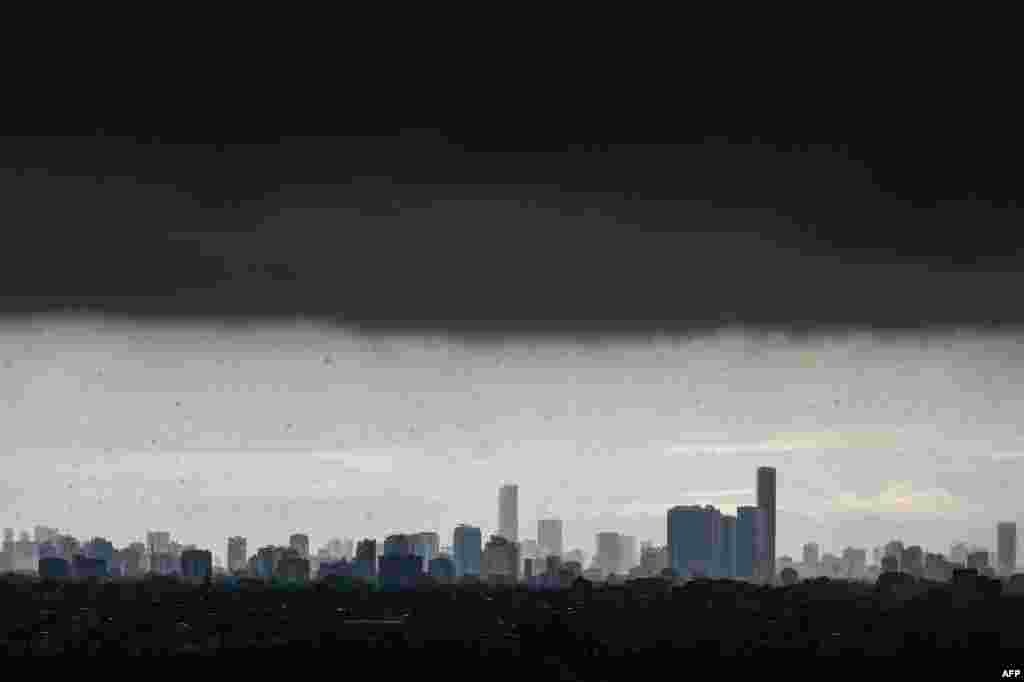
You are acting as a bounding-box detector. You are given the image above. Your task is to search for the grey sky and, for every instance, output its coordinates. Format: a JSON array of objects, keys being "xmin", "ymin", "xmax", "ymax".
[{"xmin": 3, "ymin": 317, "xmax": 1022, "ymax": 562}]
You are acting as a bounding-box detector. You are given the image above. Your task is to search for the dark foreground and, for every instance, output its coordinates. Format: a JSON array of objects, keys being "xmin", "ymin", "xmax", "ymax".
[{"xmin": 2, "ymin": 573, "xmax": 1023, "ymax": 675}]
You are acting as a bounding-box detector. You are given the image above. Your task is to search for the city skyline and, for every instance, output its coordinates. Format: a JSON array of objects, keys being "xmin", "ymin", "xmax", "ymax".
[{"xmin": 4, "ymin": 321, "xmax": 1024, "ymax": 559}]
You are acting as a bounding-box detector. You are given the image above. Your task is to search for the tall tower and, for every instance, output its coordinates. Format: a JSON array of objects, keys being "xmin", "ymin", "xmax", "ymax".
[
  {"xmin": 453, "ymin": 524, "xmax": 482, "ymax": 577},
  {"xmin": 227, "ymin": 536, "xmax": 247, "ymax": 573},
  {"xmin": 998, "ymin": 522, "xmax": 1017, "ymax": 577},
  {"xmin": 498, "ymin": 484, "xmax": 518, "ymax": 543},
  {"xmin": 757, "ymin": 466, "xmax": 776, "ymax": 583},
  {"xmin": 537, "ymin": 519, "xmax": 563, "ymax": 557}
]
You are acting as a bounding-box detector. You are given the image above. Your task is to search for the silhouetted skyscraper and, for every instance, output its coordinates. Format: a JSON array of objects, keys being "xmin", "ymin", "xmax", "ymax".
[
  {"xmin": 227, "ymin": 536, "xmax": 247, "ymax": 574},
  {"xmin": 383, "ymin": 534, "xmax": 413, "ymax": 558},
  {"xmin": 482, "ymin": 534, "xmax": 519, "ymax": 585},
  {"xmin": 34, "ymin": 526, "xmax": 59, "ymax": 545},
  {"xmin": 86, "ymin": 538, "xmax": 114, "ymax": 569},
  {"xmin": 429, "ymin": 555, "xmax": 456, "ymax": 583},
  {"xmin": 411, "ymin": 532, "xmax": 439, "ymax": 566},
  {"xmin": 998, "ymin": 522, "xmax": 1017, "ymax": 577},
  {"xmin": 668, "ymin": 505, "xmax": 721, "ymax": 579},
  {"xmin": 719, "ymin": 515, "xmax": 737, "ymax": 579},
  {"xmin": 147, "ymin": 531, "xmax": 170, "ymax": 557},
  {"xmin": 289, "ymin": 534, "xmax": 310, "ymax": 559},
  {"xmin": 803, "ymin": 542, "xmax": 820, "ymax": 571},
  {"xmin": 903, "ymin": 545, "xmax": 924, "ymax": 578},
  {"xmin": 499, "ymin": 484, "xmax": 518, "ymax": 542},
  {"xmin": 595, "ymin": 532, "xmax": 623, "ymax": 578},
  {"xmin": 453, "ymin": 524, "xmax": 482, "ymax": 577},
  {"xmin": 756, "ymin": 466, "xmax": 776, "ymax": 583},
  {"xmin": 967, "ymin": 550, "xmax": 990, "ymax": 571},
  {"xmin": 72, "ymin": 554, "xmax": 107, "ymax": 579},
  {"xmin": 619, "ymin": 535, "xmax": 637, "ymax": 575},
  {"xmin": 181, "ymin": 549, "xmax": 213, "ymax": 580},
  {"xmin": 39, "ymin": 556, "xmax": 70, "ymax": 579},
  {"xmin": 736, "ymin": 505, "xmax": 765, "ymax": 580},
  {"xmin": 355, "ymin": 539, "xmax": 377, "ymax": 578},
  {"xmin": 538, "ymin": 519, "xmax": 563, "ymax": 557},
  {"xmin": 885, "ymin": 540, "xmax": 905, "ymax": 571}
]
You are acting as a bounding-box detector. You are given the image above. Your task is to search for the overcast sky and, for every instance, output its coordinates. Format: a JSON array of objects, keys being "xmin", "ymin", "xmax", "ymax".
[
  {"xmin": 3, "ymin": 133, "xmax": 1022, "ymax": 566},
  {"xmin": 3, "ymin": 317, "xmax": 1022, "ymax": 563}
]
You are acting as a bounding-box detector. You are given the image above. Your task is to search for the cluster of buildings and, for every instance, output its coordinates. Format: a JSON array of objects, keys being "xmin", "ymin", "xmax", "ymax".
[{"xmin": 4, "ymin": 467, "xmax": 1020, "ymax": 587}]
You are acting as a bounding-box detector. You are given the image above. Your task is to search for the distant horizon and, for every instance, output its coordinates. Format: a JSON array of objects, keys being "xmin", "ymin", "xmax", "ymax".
[{"xmin": 4, "ymin": 318, "xmax": 1024, "ymax": 564}]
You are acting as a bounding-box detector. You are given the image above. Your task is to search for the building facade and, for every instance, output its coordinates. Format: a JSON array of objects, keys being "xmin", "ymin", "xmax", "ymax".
[
  {"xmin": 756, "ymin": 467, "xmax": 776, "ymax": 583},
  {"xmin": 181, "ymin": 549, "xmax": 213, "ymax": 580},
  {"xmin": 482, "ymin": 535, "xmax": 519, "ymax": 583},
  {"xmin": 538, "ymin": 519, "xmax": 563, "ymax": 558},
  {"xmin": 998, "ymin": 522, "xmax": 1017, "ymax": 577},
  {"xmin": 498, "ymin": 484, "xmax": 519, "ymax": 543},
  {"xmin": 735, "ymin": 505, "xmax": 765, "ymax": 580},
  {"xmin": 719, "ymin": 515, "xmax": 737, "ymax": 579},
  {"xmin": 289, "ymin": 534, "xmax": 310, "ymax": 559},
  {"xmin": 453, "ymin": 524, "xmax": 482, "ymax": 577},
  {"xmin": 595, "ymin": 532, "xmax": 623, "ymax": 578},
  {"xmin": 668, "ymin": 505, "xmax": 722, "ymax": 579},
  {"xmin": 227, "ymin": 536, "xmax": 248, "ymax": 574}
]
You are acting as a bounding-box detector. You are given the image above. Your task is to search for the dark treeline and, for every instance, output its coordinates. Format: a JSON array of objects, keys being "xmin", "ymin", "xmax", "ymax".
[{"xmin": 2, "ymin": 571, "xmax": 1024, "ymax": 673}]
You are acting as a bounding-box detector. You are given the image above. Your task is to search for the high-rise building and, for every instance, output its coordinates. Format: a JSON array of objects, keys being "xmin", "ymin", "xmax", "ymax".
[
  {"xmin": 967, "ymin": 550, "xmax": 990, "ymax": 571},
  {"xmin": 499, "ymin": 484, "xmax": 519, "ymax": 542},
  {"xmin": 756, "ymin": 466, "xmax": 776, "ymax": 583},
  {"xmin": 278, "ymin": 555, "xmax": 310, "ymax": 582},
  {"xmin": 180, "ymin": 549, "xmax": 213, "ymax": 580},
  {"xmin": 841, "ymin": 547, "xmax": 867, "ymax": 579},
  {"xmin": 227, "ymin": 536, "xmax": 247, "ymax": 574},
  {"xmin": 411, "ymin": 532, "xmax": 440, "ymax": 566},
  {"xmin": 39, "ymin": 557, "xmax": 70, "ymax": 579},
  {"xmin": 379, "ymin": 554, "xmax": 422, "ymax": 590},
  {"xmin": 950, "ymin": 541, "xmax": 969, "ymax": 567},
  {"xmin": 57, "ymin": 535, "xmax": 80, "ymax": 563},
  {"xmin": 595, "ymin": 532, "xmax": 623, "ymax": 578},
  {"xmin": 428, "ymin": 555, "xmax": 456, "ymax": 583},
  {"xmin": 803, "ymin": 542, "xmax": 820, "ymax": 570},
  {"xmin": 123, "ymin": 543, "xmax": 145, "ymax": 577},
  {"xmin": 383, "ymin": 534, "xmax": 413, "ymax": 558},
  {"xmin": 482, "ymin": 535, "xmax": 519, "ymax": 585},
  {"xmin": 820, "ymin": 553, "xmax": 842, "ymax": 578},
  {"xmin": 72, "ymin": 554, "xmax": 107, "ymax": 579},
  {"xmin": 289, "ymin": 534, "xmax": 310, "ymax": 559},
  {"xmin": 147, "ymin": 531, "xmax": 171, "ymax": 557},
  {"xmin": 619, "ymin": 535, "xmax": 637, "ymax": 574},
  {"xmin": 736, "ymin": 505, "xmax": 766, "ymax": 580},
  {"xmin": 903, "ymin": 546, "xmax": 924, "ymax": 578},
  {"xmin": 34, "ymin": 526, "xmax": 59, "ymax": 545},
  {"xmin": 538, "ymin": 519, "xmax": 563, "ymax": 558},
  {"xmin": 519, "ymin": 538, "xmax": 539, "ymax": 560},
  {"xmin": 453, "ymin": 524, "xmax": 482, "ymax": 577},
  {"xmin": 86, "ymin": 538, "xmax": 115, "ymax": 569},
  {"xmin": 355, "ymin": 539, "xmax": 377, "ymax": 578},
  {"xmin": 884, "ymin": 540, "xmax": 905, "ymax": 571},
  {"xmin": 564, "ymin": 548, "xmax": 587, "ymax": 567},
  {"xmin": 719, "ymin": 516, "xmax": 737, "ymax": 579},
  {"xmin": 667, "ymin": 505, "xmax": 722, "ymax": 579},
  {"xmin": 998, "ymin": 522, "xmax": 1017, "ymax": 577},
  {"xmin": 639, "ymin": 542, "xmax": 668, "ymax": 577}
]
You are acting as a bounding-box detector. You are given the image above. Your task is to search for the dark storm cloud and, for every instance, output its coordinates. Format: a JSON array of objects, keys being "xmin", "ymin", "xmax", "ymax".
[{"xmin": 1, "ymin": 133, "xmax": 1021, "ymax": 332}]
